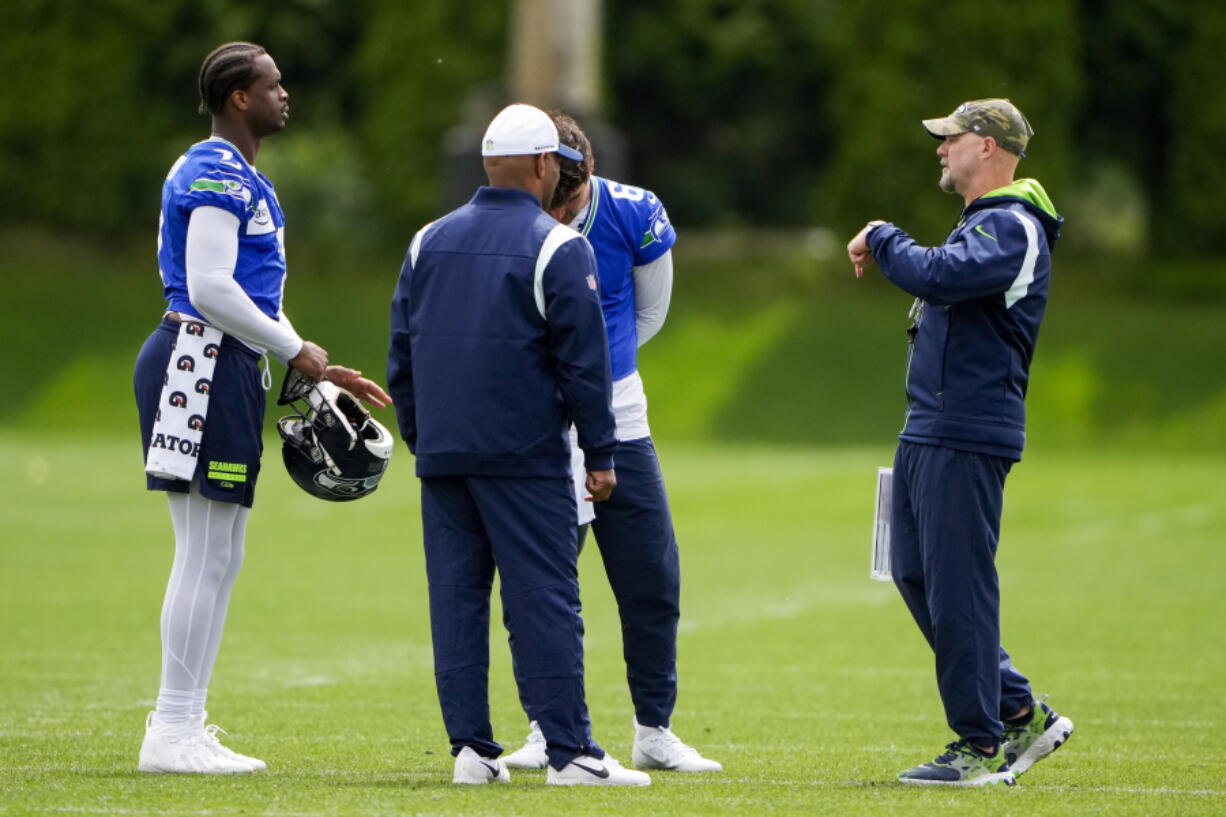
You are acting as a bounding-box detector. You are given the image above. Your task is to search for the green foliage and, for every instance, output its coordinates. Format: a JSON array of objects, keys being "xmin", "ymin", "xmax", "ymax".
[
  {"xmin": 813, "ymin": 0, "xmax": 1080, "ymax": 242},
  {"xmin": 352, "ymin": 0, "xmax": 509, "ymax": 234},
  {"xmin": 605, "ymin": 0, "xmax": 837, "ymax": 226},
  {"xmin": 0, "ymin": 0, "xmax": 371, "ymax": 233},
  {"xmin": 603, "ymin": 0, "xmax": 1084, "ymax": 239},
  {"xmin": 0, "ymin": 1, "xmax": 181, "ymax": 230},
  {"xmin": 1073, "ymin": 0, "xmax": 1179, "ymax": 255},
  {"xmin": 1159, "ymin": 0, "xmax": 1226, "ymax": 253},
  {"xmin": 256, "ymin": 125, "xmax": 376, "ymax": 251},
  {"xmin": 1058, "ymin": 161, "xmax": 1149, "ymax": 255},
  {"xmin": 0, "ymin": 0, "xmax": 1222, "ymax": 247}
]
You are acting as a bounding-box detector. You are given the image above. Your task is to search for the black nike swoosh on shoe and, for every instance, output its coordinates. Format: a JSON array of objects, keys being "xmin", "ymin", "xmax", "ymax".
[
  {"xmin": 479, "ymin": 760, "xmax": 501, "ymax": 776},
  {"xmin": 571, "ymin": 760, "xmax": 610, "ymax": 779}
]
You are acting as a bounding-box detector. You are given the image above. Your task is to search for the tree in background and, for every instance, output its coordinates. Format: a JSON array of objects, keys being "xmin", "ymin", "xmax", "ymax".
[
  {"xmin": 1, "ymin": 0, "xmax": 1223, "ymax": 258},
  {"xmin": 353, "ymin": 0, "xmax": 507, "ymax": 238},
  {"xmin": 0, "ymin": 2, "xmax": 184, "ymax": 232},
  {"xmin": 0, "ymin": 0, "xmax": 367, "ymax": 238},
  {"xmin": 813, "ymin": 0, "xmax": 1079, "ymax": 242},
  {"xmin": 1157, "ymin": 0, "xmax": 1226, "ymax": 256},
  {"xmin": 604, "ymin": 0, "xmax": 834, "ymax": 227},
  {"xmin": 606, "ymin": 0, "xmax": 1079, "ymax": 241}
]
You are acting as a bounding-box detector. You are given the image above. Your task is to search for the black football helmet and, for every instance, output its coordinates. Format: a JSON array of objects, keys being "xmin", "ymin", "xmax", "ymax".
[{"xmin": 276, "ymin": 369, "xmax": 393, "ymax": 501}]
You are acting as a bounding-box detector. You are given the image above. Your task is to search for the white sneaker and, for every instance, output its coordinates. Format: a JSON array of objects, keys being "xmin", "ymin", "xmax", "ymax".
[
  {"xmin": 138, "ymin": 712, "xmax": 252, "ymax": 774},
  {"xmin": 453, "ymin": 746, "xmax": 510, "ymax": 784},
  {"xmin": 502, "ymin": 720, "xmax": 548, "ymax": 769},
  {"xmin": 547, "ymin": 754, "xmax": 651, "ymax": 787},
  {"xmin": 631, "ymin": 718, "xmax": 722, "ymax": 772},
  {"xmin": 199, "ymin": 713, "xmax": 266, "ymax": 772}
]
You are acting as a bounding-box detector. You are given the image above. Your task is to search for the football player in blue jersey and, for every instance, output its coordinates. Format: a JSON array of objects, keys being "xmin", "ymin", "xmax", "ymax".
[
  {"xmin": 133, "ymin": 42, "xmax": 389, "ymax": 774},
  {"xmin": 501, "ymin": 113, "xmax": 721, "ymax": 774}
]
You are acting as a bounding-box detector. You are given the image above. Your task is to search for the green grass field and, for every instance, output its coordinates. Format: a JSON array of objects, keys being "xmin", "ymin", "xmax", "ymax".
[
  {"xmin": 4, "ymin": 227, "xmax": 1224, "ymax": 813},
  {"xmin": 3, "ymin": 432, "xmax": 1223, "ymax": 816}
]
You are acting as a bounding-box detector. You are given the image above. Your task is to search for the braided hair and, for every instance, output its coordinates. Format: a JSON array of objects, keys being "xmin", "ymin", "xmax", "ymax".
[
  {"xmin": 549, "ymin": 111, "xmax": 593, "ymax": 211},
  {"xmin": 197, "ymin": 42, "xmax": 267, "ymax": 116}
]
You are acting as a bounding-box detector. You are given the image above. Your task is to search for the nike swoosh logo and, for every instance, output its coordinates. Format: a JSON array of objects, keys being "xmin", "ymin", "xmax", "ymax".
[
  {"xmin": 975, "ymin": 224, "xmax": 997, "ymax": 241},
  {"xmin": 479, "ymin": 760, "xmax": 501, "ymax": 776},
  {"xmin": 571, "ymin": 760, "xmax": 610, "ymax": 778}
]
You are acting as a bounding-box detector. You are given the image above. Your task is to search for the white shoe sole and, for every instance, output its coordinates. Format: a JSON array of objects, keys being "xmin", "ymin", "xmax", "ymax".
[
  {"xmin": 218, "ymin": 757, "xmax": 265, "ymax": 773},
  {"xmin": 137, "ymin": 758, "xmax": 252, "ymax": 774},
  {"xmin": 547, "ymin": 758, "xmax": 650, "ymax": 787},
  {"xmin": 453, "ymin": 766, "xmax": 511, "ymax": 784},
  {"xmin": 453, "ymin": 777, "xmax": 507, "ymax": 784},
  {"xmin": 898, "ymin": 771, "xmax": 1016, "ymax": 787},
  {"xmin": 632, "ymin": 749, "xmax": 722, "ymax": 773},
  {"xmin": 547, "ymin": 775, "xmax": 651, "ymax": 787},
  {"xmin": 1011, "ymin": 715, "xmax": 1074, "ymax": 776}
]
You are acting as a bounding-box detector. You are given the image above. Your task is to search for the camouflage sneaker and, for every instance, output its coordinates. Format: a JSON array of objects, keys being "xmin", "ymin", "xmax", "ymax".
[
  {"xmin": 1003, "ymin": 698, "xmax": 1074, "ymax": 776},
  {"xmin": 897, "ymin": 740, "xmax": 1016, "ymax": 787}
]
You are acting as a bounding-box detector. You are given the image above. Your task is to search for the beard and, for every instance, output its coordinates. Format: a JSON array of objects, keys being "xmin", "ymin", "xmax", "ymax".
[{"xmin": 939, "ymin": 169, "xmax": 957, "ymax": 194}]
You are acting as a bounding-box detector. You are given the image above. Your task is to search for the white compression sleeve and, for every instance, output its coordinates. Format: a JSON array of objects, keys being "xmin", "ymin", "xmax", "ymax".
[
  {"xmin": 632, "ymin": 250, "xmax": 673, "ymax": 346},
  {"xmin": 158, "ymin": 483, "xmax": 246, "ymax": 720},
  {"xmin": 185, "ymin": 206, "xmax": 303, "ymax": 362},
  {"xmin": 196, "ymin": 499, "xmax": 248, "ymax": 696},
  {"xmin": 277, "ymin": 309, "xmax": 297, "ymax": 341}
]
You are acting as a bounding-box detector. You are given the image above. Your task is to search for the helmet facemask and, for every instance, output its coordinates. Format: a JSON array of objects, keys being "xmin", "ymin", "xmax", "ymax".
[{"xmin": 276, "ymin": 370, "xmax": 393, "ymax": 501}]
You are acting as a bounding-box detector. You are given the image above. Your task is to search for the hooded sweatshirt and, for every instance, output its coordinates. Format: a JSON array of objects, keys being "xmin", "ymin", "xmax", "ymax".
[{"xmin": 867, "ymin": 179, "xmax": 1063, "ymax": 460}]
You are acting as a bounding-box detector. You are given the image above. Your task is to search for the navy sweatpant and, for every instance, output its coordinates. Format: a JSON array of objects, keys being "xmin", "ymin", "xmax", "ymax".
[
  {"xmin": 420, "ymin": 475, "xmax": 602, "ymax": 770},
  {"xmin": 590, "ymin": 437, "xmax": 682, "ymax": 728},
  {"xmin": 890, "ymin": 441, "xmax": 1033, "ymax": 746}
]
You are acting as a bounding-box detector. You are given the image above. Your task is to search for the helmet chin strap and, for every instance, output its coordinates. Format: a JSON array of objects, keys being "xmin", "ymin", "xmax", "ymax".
[{"xmin": 308, "ymin": 423, "xmax": 342, "ymax": 475}]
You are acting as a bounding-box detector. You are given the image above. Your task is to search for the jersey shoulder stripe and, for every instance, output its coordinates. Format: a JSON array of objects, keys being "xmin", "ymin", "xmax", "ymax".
[{"xmin": 169, "ymin": 142, "xmax": 258, "ymax": 217}]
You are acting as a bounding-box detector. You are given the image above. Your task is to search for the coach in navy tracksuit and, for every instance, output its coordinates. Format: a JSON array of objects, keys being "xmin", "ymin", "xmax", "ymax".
[
  {"xmin": 848, "ymin": 99, "xmax": 1074, "ymax": 786},
  {"xmin": 388, "ymin": 105, "xmax": 651, "ymax": 787}
]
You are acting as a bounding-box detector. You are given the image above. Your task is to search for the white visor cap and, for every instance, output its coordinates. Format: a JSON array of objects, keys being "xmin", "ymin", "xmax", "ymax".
[{"xmin": 481, "ymin": 104, "xmax": 583, "ymax": 161}]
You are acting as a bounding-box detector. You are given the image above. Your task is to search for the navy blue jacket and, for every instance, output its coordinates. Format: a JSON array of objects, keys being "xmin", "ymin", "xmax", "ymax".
[
  {"xmin": 388, "ymin": 186, "xmax": 617, "ymax": 478},
  {"xmin": 868, "ymin": 179, "xmax": 1063, "ymax": 460}
]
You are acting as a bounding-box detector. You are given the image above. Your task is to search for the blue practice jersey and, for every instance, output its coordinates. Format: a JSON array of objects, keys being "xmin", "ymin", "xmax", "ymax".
[
  {"xmin": 157, "ymin": 138, "xmax": 287, "ymax": 321},
  {"xmin": 576, "ymin": 176, "xmax": 676, "ymax": 380}
]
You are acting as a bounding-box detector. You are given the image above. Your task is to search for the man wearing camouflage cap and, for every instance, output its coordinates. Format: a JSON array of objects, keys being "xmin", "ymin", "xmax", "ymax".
[{"xmin": 847, "ymin": 99, "xmax": 1075, "ymax": 786}]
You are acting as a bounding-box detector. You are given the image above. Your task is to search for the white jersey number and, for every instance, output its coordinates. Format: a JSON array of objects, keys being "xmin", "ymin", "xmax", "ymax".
[{"xmin": 607, "ymin": 182, "xmax": 645, "ymax": 202}]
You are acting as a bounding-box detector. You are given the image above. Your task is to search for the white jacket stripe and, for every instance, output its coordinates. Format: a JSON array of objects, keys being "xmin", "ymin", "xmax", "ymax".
[
  {"xmin": 1004, "ymin": 212, "xmax": 1039, "ymax": 309},
  {"xmin": 534, "ymin": 224, "xmax": 583, "ymax": 319},
  {"xmin": 409, "ymin": 222, "xmax": 434, "ymax": 269}
]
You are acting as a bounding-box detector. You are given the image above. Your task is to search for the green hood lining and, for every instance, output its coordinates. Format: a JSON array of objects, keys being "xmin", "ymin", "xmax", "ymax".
[{"xmin": 981, "ymin": 178, "xmax": 1058, "ymax": 218}]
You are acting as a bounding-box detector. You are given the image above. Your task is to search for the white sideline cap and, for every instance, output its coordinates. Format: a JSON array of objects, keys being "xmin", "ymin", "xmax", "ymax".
[{"xmin": 481, "ymin": 104, "xmax": 583, "ymax": 161}]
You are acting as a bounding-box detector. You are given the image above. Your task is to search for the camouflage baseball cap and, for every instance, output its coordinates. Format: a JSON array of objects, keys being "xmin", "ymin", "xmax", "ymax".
[{"xmin": 922, "ymin": 98, "xmax": 1033, "ymax": 157}]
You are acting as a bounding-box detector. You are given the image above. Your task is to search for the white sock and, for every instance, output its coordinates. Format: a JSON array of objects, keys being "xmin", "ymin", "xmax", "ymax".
[
  {"xmin": 191, "ymin": 688, "xmax": 208, "ymax": 724},
  {"xmin": 154, "ymin": 687, "xmax": 194, "ymax": 730}
]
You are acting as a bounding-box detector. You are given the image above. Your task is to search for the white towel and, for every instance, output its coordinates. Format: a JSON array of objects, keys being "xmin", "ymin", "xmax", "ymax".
[
  {"xmin": 145, "ymin": 321, "xmax": 224, "ymax": 481},
  {"xmin": 568, "ymin": 426, "xmax": 597, "ymax": 526}
]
